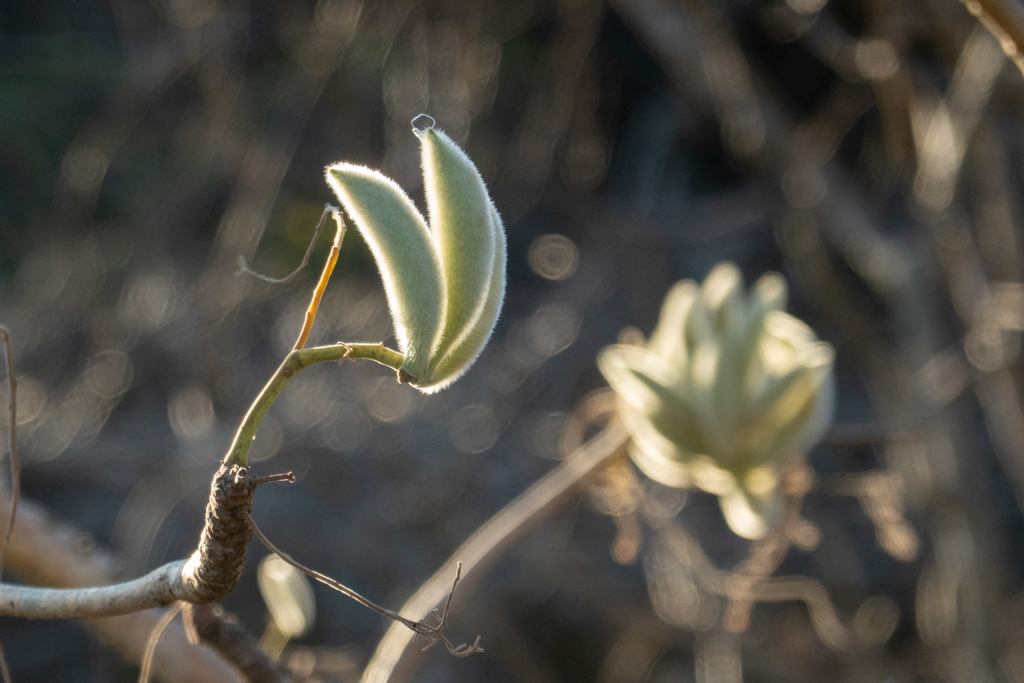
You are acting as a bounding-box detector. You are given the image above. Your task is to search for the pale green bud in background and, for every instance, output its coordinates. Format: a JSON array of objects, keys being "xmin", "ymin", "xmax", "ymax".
[
  {"xmin": 258, "ymin": 554, "xmax": 316, "ymax": 641},
  {"xmin": 598, "ymin": 263, "xmax": 834, "ymax": 539},
  {"xmin": 326, "ymin": 124, "xmax": 506, "ymax": 392}
]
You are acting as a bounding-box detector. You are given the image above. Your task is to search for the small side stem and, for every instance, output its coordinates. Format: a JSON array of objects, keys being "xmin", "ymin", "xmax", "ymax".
[
  {"xmin": 0, "ymin": 560, "xmax": 186, "ymax": 619},
  {"xmin": 223, "ymin": 343, "xmax": 404, "ymax": 467},
  {"xmin": 294, "ymin": 213, "xmax": 346, "ymax": 350}
]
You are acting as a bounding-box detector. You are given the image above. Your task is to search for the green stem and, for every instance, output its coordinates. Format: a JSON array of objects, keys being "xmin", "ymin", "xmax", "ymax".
[{"xmin": 223, "ymin": 343, "xmax": 405, "ymax": 467}]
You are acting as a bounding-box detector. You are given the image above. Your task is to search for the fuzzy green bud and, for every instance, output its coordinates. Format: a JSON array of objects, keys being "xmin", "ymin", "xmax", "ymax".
[
  {"xmin": 598, "ymin": 263, "xmax": 834, "ymax": 539},
  {"xmin": 326, "ymin": 123, "xmax": 505, "ymax": 392}
]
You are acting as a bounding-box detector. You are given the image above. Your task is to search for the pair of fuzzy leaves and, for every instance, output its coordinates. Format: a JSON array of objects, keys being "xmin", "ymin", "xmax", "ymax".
[
  {"xmin": 598, "ymin": 263, "xmax": 835, "ymax": 539},
  {"xmin": 326, "ymin": 128, "xmax": 506, "ymax": 392}
]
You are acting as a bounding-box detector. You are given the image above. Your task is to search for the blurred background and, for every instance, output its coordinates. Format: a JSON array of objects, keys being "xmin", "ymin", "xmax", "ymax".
[{"xmin": 3, "ymin": 0, "xmax": 1024, "ymax": 680}]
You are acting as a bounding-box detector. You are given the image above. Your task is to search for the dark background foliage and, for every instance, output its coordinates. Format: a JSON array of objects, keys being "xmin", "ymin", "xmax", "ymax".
[{"xmin": 2, "ymin": 0, "xmax": 1024, "ymax": 681}]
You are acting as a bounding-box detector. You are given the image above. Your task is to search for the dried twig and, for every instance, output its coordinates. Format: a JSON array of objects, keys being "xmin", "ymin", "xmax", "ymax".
[
  {"xmin": 139, "ymin": 602, "xmax": 184, "ymax": 683},
  {"xmin": 250, "ymin": 472, "xmax": 296, "ymax": 487},
  {"xmin": 293, "ymin": 211, "xmax": 346, "ymax": 350},
  {"xmin": 235, "ymin": 204, "xmax": 339, "ymax": 285},
  {"xmin": 245, "ymin": 512, "xmax": 482, "ymax": 657}
]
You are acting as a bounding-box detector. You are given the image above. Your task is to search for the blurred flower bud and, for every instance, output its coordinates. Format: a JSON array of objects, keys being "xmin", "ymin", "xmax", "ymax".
[
  {"xmin": 598, "ymin": 263, "xmax": 834, "ymax": 539},
  {"xmin": 258, "ymin": 555, "xmax": 316, "ymax": 640},
  {"xmin": 326, "ymin": 123, "xmax": 506, "ymax": 392}
]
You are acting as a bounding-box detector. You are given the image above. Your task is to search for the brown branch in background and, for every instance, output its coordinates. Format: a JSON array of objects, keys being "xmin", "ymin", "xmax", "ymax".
[
  {"xmin": 235, "ymin": 204, "xmax": 339, "ymax": 285},
  {"xmin": 0, "ymin": 326, "xmax": 18, "ymax": 683},
  {"xmin": 961, "ymin": 0, "xmax": 1024, "ymax": 77},
  {"xmin": 915, "ymin": 26, "xmax": 1024, "ymax": 521},
  {"xmin": 819, "ymin": 422, "xmax": 893, "ymax": 447},
  {"xmin": 0, "ymin": 326, "xmax": 21, "ymax": 581},
  {"xmin": 560, "ymin": 389, "xmax": 619, "ymax": 456},
  {"xmin": 832, "ymin": 473, "xmax": 920, "ymax": 563},
  {"xmin": 568, "ymin": 390, "xmax": 645, "ymax": 565},
  {"xmin": 183, "ymin": 603, "xmax": 295, "ymax": 683},
  {"xmin": 245, "ymin": 512, "xmax": 482, "ymax": 658},
  {"xmin": 361, "ymin": 419, "xmax": 630, "ymax": 683}
]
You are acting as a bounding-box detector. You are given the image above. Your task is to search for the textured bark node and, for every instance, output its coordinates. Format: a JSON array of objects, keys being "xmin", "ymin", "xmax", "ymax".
[
  {"xmin": 180, "ymin": 464, "xmax": 257, "ymax": 603},
  {"xmin": 0, "ymin": 458, "xmax": 277, "ymax": 618}
]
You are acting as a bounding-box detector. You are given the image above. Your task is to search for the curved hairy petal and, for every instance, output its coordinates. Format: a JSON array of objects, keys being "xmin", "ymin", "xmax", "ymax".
[
  {"xmin": 628, "ymin": 435, "xmax": 691, "ymax": 488},
  {"xmin": 701, "ymin": 262, "xmax": 744, "ymax": 335},
  {"xmin": 599, "ymin": 344, "xmax": 681, "ymax": 412},
  {"xmin": 325, "ymin": 163, "xmax": 442, "ymax": 381},
  {"xmin": 734, "ymin": 273, "xmax": 787, "ymax": 409},
  {"xmin": 687, "ymin": 342, "xmax": 730, "ymax": 459},
  {"xmin": 598, "ymin": 344, "xmax": 707, "ymax": 456},
  {"xmin": 647, "ymin": 280, "xmax": 698, "ymax": 368},
  {"xmin": 752, "ymin": 272, "xmax": 787, "ymax": 314},
  {"xmin": 741, "ymin": 366, "xmax": 833, "ymax": 470},
  {"xmin": 718, "ymin": 486, "xmax": 780, "ymax": 540},
  {"xmin": 417, "ymin": 201, "xmax": 506, "ymax": 392},
  {"xmin": 419, "ymin": 128, "xmax": 496, "ymax": 360},
  {"xmin": 707, "ymin": 266, "xmax": 747, "ymax": 441}
]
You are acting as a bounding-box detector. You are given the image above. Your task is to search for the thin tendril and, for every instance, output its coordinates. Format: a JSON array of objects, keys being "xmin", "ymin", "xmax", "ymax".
[
  {"xmin": 236, "ymin": 203, "xmax": 339, "ymax": 284},
  {"xmin": 245, "ymin": 512, "xmax": 482, "ymax": 657}
]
